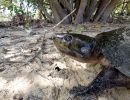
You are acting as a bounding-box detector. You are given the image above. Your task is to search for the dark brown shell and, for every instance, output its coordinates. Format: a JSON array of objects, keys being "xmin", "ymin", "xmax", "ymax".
[{"xmin": 95, "ymin": 27, "xmax": 130, "ymax": 77}]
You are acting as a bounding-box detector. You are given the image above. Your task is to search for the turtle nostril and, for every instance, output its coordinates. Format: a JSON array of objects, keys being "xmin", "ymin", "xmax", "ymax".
[
  {"xmin": 49, "ymin": 36, "xmax": 54, "ymax": 40},
  {"xmin": 52, "ymin": 34, "xmax": 58, "ymax": 39},
  {"xmin": 64, "ymin": 35, "xmax": 73, "ymax": 42}
]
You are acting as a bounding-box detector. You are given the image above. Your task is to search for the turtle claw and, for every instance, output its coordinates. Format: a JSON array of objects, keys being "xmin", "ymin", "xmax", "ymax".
[
  {"xmin": 66, "ymin": 86, "xmax": 85, "ymax": 100},
  {"xmin": 69, "ymin": 86, "xmax": 97, "ymax": 100},
  {"xmin": 69, "ymin": 85, "xmax": 89, "ymax": 98},
  {"xmin": 69, "ymin": 85, "xmax": 86, "ymax": 94},
  {"xmin": 66, "ymin": 92, "xmax": 78, "ymax": 100},
  {"xmin": 69, "ymin": 85, "xmax": 97, "ymax": 100},
  {"xmin": 68, "ymin": 68, "xmax": 130, "ymax": 100},
  {"xmin": 68, "ymin": 68, "xmax": 119, "ymax": 99},
  {"xmin": 66, "ymin": 94, "xmax": 75, "ymax": 100}
]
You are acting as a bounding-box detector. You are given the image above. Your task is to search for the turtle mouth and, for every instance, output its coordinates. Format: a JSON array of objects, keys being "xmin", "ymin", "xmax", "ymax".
[{"xmin": 58, "ymin": 48, "xmax": 76, "ymax": 57}]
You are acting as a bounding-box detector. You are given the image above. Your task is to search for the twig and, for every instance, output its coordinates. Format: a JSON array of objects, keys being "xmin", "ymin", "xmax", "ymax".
[
  {"xmin": 42, "ymin": 8, "xmax": 76, "ymax": 34},
  {"xmin": 48, "ymin": 9, "xmax": 76, "ymax": 31},
  {"xmin": 18, "ymin": 9, "xmax": 76, "ymax": 67}
]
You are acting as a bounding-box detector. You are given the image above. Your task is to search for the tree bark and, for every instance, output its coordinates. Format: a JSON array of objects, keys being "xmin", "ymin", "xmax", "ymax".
[
  {"xmin": 48, "ymin": 0, "xmax": 70, "ymax": 24},
  {"xmin": 39, "ymin": 0, "xmax": 119, "ymax": 23},
  {"xmin": 99, "ymin": 0, "xmax": 118, "ymax": 22},
  {"xmin": 58, "ymin": 0, "xmax": 72, "ymax": 12},
  {"xmin": 74, "ymin": 0, "xmax": 81, "ymax": 15},
  {"xmin": 94, "ymin": 0, "xmax": 111, "ymax": 22},
  {"xmin": 85, "ymin": 0, "xmax": 98, "ymax": 21},
  {"xmin": 74, "ymin": 0, "xmax": 88, "ymax": 24}
]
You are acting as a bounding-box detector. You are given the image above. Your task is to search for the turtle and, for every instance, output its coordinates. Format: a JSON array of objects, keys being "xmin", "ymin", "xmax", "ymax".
[{"xmin": 52, "ymin": 27, "xmax": 130, "ymax": 99}]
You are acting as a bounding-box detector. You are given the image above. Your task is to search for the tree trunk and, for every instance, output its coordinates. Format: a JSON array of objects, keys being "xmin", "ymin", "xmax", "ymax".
[
  {"xmin": 94, "ymin": 0, "xmax": 111, "ymax": 22},
  {"xmin": 74, "ymin": 0, "xmax": 88, "ymax": 24},
  {"xmin": 48, "ymin": 0, "xmax": 70, "ymax": 24},
  {"xmin": 38, "ymin": 0, "xmax": 118, "ymax": 24},
  {"xmin": 84, "ymin": 0, "xmax": 98, "ymax": 21},
  {"xmin": 99, "ymin": 0, "xmax": 118, "ymax": 22},
  {"xmin": 58, "ymin": 0, "xmax": 72, "ymax": 12},
  {"xmin": 74, "ymin": 0, "xmax": 81, "ymax": 15}
]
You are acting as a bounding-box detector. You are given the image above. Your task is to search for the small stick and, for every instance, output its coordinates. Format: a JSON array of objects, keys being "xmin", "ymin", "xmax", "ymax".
[
  {"xmin": 19, "ymin": 9, "xmax": 76, "ymax": 67},
  {"xmin": 48, "ymin": 9, "xmax": 76, "ymax": 32}
]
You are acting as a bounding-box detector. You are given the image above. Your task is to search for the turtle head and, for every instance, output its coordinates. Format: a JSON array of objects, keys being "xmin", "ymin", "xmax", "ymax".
[{"xmin": 53, "ymin": 33, "xmax": 95, "ymax": 62}]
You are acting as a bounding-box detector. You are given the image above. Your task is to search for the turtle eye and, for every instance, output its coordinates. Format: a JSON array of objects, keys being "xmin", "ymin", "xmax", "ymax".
[{"xmin": 63, "ymin": 35, "xmax": 73, "ymax": 42}]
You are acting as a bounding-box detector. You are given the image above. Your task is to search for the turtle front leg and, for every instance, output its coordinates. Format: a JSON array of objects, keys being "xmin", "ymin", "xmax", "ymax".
[{"xmin": 69, "ymin": 67, "xmax": 130, "ymax": 98}]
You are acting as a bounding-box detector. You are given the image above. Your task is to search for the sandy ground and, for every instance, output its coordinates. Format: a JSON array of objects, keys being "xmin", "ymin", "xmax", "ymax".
[{"xmin": 0, "ymin": 23, "xmax": 130, "ymax": 100}]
